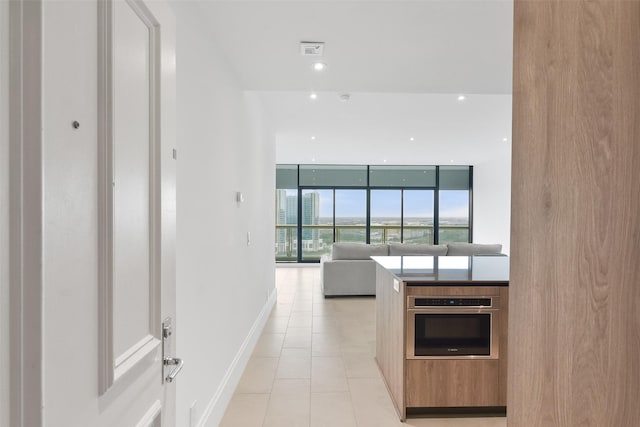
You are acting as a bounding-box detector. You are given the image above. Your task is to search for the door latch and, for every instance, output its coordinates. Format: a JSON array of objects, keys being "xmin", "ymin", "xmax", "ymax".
[{"xmin": 162, "ymin": 317, "xmax": 184, "ymax": 383}]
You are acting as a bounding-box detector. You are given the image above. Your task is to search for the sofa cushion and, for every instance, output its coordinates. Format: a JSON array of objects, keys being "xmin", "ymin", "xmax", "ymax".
[
  {"xmin": 331, "ymin": 243, "xmax": 389, "ymax": 260},
  {"xmin": 446, "ymin": 243, "xmax": 502, "ymax": 255},
  {"xmin": 322, "ymin": 259, "xmax": 377, "ymax": 296},
  {"xmin": 388, "ymin": 243, "xmax": 448, "ymax": 256}
]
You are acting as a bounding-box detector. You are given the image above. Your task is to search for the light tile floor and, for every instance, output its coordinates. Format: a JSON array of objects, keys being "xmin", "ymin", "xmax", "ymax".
[{"xmin": 220, "ymin": 266, "xmax": 507, "ymax": 427}]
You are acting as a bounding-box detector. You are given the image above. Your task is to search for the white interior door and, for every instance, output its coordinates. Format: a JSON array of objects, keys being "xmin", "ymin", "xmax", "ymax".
[
  {"xmin": 98, "ymin": 0, "xmax": 179, "ymax": 412},
  {"xmin": 33, "ymin": 0, "xmax": 176, "ymax": 426}
]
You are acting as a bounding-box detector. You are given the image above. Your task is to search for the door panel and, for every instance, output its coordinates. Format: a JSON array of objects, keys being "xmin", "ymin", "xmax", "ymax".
[
  {"xmin": 136, "ymin": 401, "xmax": 162, "ymax": 427},
  {"xmin": 99, "ymin": 0, "xmax": 164, "ymax": 391},
  {"xmin": 112, "ymin": 0, "xmax": 153, "ymax": 359},
  {"xmin": 38, "ymin": 0, "xmax": 177, "ymax": 426}
]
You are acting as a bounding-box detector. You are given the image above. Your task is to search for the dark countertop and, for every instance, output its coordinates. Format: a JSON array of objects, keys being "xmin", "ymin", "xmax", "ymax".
[{"xmin": 371, "ymin": 255, "xmax": 509, "ymax": 286}]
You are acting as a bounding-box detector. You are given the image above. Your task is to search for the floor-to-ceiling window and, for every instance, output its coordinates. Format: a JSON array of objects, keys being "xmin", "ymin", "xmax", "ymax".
[
  {"xmin": 300, "ymin": 189, "xmax": 333, "ymax": 261},
  {"xmin": 335, "ymin": 189, "xmax": 367, "ymax": 244},
  {"xmin": 276, "ymin": 165, "xmax": 472, "ymax": 262},
  {"xmin": 275, "ymin": 165, "xmax": 298, "ymax": 261},
  {"xmin": 438, "ymin": 166, "xmax": 472, "ymax": 243},
  {"xmin": 370, "ymin": 190, "xmax": 402, "ymax": 243},
  {"xmin": 403, "ymin": 189, "xmax": 435, "ymax": 244}
]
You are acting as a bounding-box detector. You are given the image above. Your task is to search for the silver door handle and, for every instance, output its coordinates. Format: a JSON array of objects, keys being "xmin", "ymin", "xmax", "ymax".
[{"xmin": 163, "ymin": 357, "xmax": 184, "ymax": 383}]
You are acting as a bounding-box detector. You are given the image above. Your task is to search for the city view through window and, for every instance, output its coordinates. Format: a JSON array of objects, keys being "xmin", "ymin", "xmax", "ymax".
[
  {"xmin": 275, "ymin": 165, "xmax": 472, "ymax": 262},
  {"xmin": 275, "ymin": 165, "xmax": 473, "ymax": 261}
]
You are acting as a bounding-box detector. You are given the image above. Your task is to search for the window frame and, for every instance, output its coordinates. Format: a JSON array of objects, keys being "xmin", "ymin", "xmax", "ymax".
[{"xmin": 275, "ymin": 165, "xmax": 473, "ymax": 263}]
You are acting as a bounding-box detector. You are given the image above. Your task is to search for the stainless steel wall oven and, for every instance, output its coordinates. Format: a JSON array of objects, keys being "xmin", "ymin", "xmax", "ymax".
[{"xmin": 406, "ymin": 295, "xmax": 501, "ymax": 359}]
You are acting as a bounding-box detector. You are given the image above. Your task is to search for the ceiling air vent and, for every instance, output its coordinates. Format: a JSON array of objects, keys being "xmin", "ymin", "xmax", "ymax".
[{"xmin": 300, "ymin": 42, "xmax": 325, "ymax": 56}]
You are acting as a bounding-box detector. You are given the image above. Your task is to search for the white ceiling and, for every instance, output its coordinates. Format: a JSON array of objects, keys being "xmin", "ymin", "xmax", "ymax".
[
  {"xmin": 263, "ymin": 91, "xmax": 512, "ymax": 165},
  {"xmin": 193, "ymin": 0, "xmax": 514, "ymax": 164}
]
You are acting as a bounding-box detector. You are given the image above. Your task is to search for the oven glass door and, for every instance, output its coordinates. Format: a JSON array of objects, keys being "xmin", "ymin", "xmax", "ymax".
[{"xmin": 414, "ymin": 313, "xmax": 491, "ymax": 357}]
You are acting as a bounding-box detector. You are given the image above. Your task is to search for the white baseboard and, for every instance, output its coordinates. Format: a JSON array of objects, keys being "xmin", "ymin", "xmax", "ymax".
[{"xmin": 197, "ymin": 286, "xmax": 277, "ymax": 427}]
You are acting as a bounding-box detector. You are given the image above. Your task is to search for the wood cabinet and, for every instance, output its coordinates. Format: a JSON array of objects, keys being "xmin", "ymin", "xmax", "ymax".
[
  {"xmin": 375, "ymin": 263, "xmax": 406, "ymax": 418},
  {"xmin": 510, "ymin": 2, "xmax": 640, "ymax": 426},
  {"xmin": 375, "ymin": 262, "xmax": 509, "ymax": 420},
  {"xmin": 405, "ymin": 359, "xmax": 500, "ymax": 407}
]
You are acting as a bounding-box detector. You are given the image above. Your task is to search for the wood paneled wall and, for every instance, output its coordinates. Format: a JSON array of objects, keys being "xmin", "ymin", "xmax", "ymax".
[
  {"xmin": 375, "ymin": 264, "xmax": 406, "ymax": 420},
  {"xmin": 509, "ymin": 1, "xmax": 640, "ymax": 426}
]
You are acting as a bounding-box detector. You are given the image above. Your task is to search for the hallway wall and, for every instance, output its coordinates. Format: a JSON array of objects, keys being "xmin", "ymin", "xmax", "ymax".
[{"xmin": 173, "ymin": 4, "xmax": 276, "ymax": 427}]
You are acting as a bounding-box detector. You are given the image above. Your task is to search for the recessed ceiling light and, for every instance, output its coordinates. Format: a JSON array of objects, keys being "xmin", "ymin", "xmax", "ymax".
[
  {"xmin": 339, "ymin": 93, "xmax": 350, "ymax": 102},
  {"xmin": 309, "ymin": 93, "xmax": 318, "ymax": 100},
  {"xmin": 409, "ymin": 137, "xmax": 415, "ymax": 142},
  {"xmin": 383, "ymin": 159, "xmax": 387, "ymax": 163},
  {"xmin": 312, "ymin": 62, "xmax": 326, "ymax": 71},
  {"xmin": 310, "ymin": 136, "xmax": 316, "ymax": 140},
  {"xmin": 457, "ymin": 95, "xmax": 466, "ymax": 101},
  {"xmin": 450, "ymin": 160, "xmax": 455, "ymax": 163},
  {"xmin": 502, "ymin": 137, "xmax": 508, "ymax": 142},
  {"xmin": 311, "ymin": 158, "xmax": 316, "ymax": 162}
]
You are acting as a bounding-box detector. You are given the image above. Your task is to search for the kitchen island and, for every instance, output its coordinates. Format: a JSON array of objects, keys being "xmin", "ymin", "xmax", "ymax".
[{"xmin": 372, "ymin": 255, "xmax": 509, "ymax": 421}]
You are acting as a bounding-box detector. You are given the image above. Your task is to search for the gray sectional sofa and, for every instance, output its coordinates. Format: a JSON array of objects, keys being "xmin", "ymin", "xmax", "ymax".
[{"xmin": 320, "ymin": 242, "xmax": 503, "ymax": 297}]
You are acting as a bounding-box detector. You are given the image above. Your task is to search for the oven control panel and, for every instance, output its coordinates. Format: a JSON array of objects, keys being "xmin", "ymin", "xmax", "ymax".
[{"xmin": 414, "ymin": 298, "xmax": 492, "ymax": 307}]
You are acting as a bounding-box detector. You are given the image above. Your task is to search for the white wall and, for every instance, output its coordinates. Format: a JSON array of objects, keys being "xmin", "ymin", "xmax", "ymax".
[
  {"xmin": 473, "ymin": 147, "xmax": 512, "ymax": 254},
  {"xmin": 172, "ymin": 4, "xmax": 276, "ymax": 427},
  {"xmin": 0, "ymin": 1, "xmax": 10, "ymax": 425}
]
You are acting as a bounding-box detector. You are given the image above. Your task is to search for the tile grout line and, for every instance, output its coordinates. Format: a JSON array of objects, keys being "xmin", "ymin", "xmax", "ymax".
[
  {"xmin": 259, "ymin": 287, "xmax": 283, "ymax": 427},
  {"xmin": 264, "ymin": 278, "xmax": 297, "ymax": 427},
  {"xmin": 226, "ymin": 267, "xmax": 505, "ymax": 427}
]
